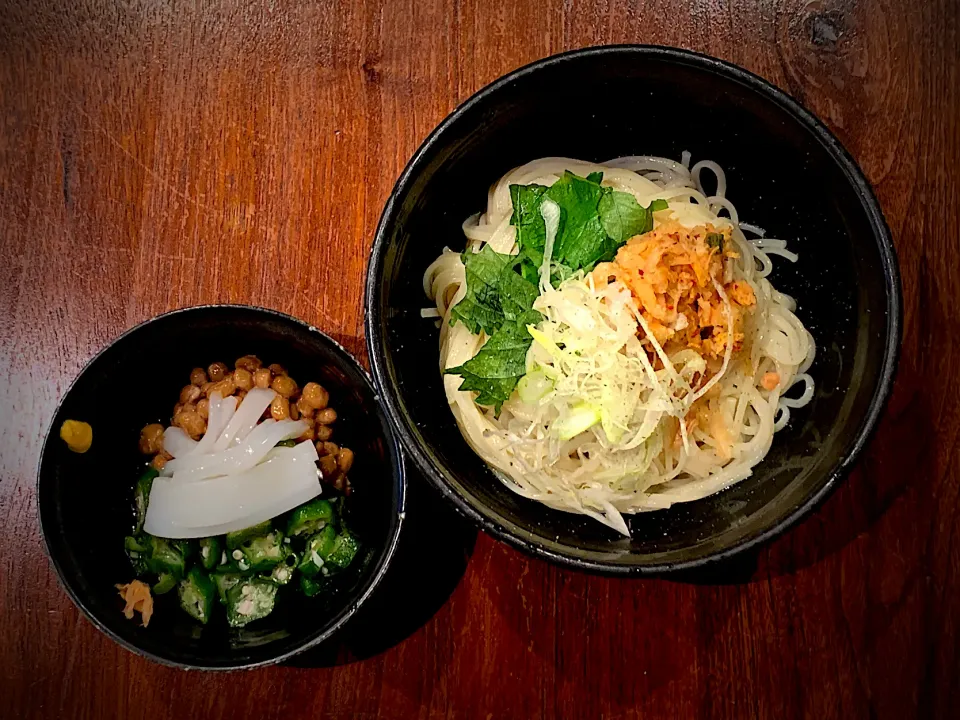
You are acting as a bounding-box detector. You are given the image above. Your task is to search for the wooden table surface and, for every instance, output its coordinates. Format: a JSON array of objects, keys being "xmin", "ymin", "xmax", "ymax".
[{"xmin": 2, "ymin": 0, "xmax": 957, "ymax": 718}]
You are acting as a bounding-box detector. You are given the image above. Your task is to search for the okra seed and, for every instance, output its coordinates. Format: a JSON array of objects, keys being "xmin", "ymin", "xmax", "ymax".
[{"xmin": 232, "ymin": 549, "xmax": 243, "ymax": 560}]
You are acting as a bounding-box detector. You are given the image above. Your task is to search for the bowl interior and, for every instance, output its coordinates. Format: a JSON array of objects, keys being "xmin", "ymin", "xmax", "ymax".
[
  {"xmin": 39, "ymin": 306, "xmax": 404, "ymax": 668},
  {"xmin": 368, "ymin": 47, "xmax": 898, "ymax": 571}
]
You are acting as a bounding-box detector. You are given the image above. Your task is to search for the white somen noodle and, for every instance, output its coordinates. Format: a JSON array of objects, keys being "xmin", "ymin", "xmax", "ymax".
[{"xmin": 422, "ymin": 155, "xmax": 815, "ymax": 535}]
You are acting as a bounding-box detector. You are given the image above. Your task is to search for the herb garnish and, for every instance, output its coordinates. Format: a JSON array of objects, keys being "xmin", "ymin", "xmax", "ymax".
[{"xmin": 446, "ymin": 171, "xmax": 667, "ymax": 413}]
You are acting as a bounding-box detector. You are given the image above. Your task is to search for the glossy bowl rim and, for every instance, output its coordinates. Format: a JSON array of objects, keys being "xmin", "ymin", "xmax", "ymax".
[
  {"xmin": 37, "ymin": 303, "xmax": 407, "ymax": 670},
  {"xmin": 364, "ymin": 44, "xmax": 902, "ymax": 575}
]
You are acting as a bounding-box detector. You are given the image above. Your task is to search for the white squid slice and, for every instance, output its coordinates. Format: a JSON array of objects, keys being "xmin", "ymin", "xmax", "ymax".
[
  {"xmin": 160, "ymin": 418, "xmax": 309, "ymax": 482},
  {"xmin": 213, "ymin": 388, "xmax": 277, "ymax": 451},
  {"xmin": 162, "ymin": 426, "xmax": 198, "ymax": 458},
  {"xmin": 190, "ymin": 392, "xmax": 237, "ymax": 456},
  {"xmin": 144, "ymin": 442, "xmax": 321, "ymax": 538}
]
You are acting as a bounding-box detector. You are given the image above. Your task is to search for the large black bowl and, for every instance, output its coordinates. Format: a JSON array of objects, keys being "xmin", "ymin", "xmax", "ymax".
[
  {"xmin": 38, "ymin": 305, "xmax": 406, "ymax": 669},
  {"xmin": 365, "ymin": 46, "xmax": 901, "ymax": 574}
]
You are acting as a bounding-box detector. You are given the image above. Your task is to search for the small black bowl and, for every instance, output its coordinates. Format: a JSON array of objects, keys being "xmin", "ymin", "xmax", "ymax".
[
  {"xmin": 38, "ymin": 305, "xmax": 406, "ymax": 669},
  {"xmin": 365, "ymin": 45, "xmax": 901, "ymax": 574}
]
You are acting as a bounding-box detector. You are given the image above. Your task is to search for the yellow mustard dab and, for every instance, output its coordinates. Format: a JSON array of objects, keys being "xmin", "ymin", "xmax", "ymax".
[{"xmin": 60, "ymin": 420, "xmax": 93, "ymax": 453}]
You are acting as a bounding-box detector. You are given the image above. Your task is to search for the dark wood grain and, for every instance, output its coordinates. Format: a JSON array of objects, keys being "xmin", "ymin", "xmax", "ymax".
[{"xmin": 1, "ymin": 0, "xmax": 957, "ymax": 718}]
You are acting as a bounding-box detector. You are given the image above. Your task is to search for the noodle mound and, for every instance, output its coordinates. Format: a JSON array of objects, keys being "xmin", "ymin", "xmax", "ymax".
[{"xmin": 423, "ymin": 155, "xmax": 815, "ymax": 535}]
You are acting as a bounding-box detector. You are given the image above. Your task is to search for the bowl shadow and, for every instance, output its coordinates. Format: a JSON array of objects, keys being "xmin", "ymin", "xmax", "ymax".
[
  {"xmin": 288, "ymin": 364, "xmax": 922, "ymax": 669},
  {"xmin": 472, "ymin": 370, "xmax": 925, "ymax": 714},
  {"xmin": 286, "ymin": 470, "xmax": 478, "ymax": 667},
  {"xmin": 668, "ymin": 361, "xmax": 928, "ymax": 583}
]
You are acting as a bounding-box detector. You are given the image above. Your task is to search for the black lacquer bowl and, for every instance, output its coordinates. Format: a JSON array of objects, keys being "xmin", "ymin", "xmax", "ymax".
[
  {"xmin": 365, "ymin": 46, "xmax": 900, "ymax": 574},
  {"xmin": 38, "ymin": 305, "xmax": 406, "ymax": 668}
]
